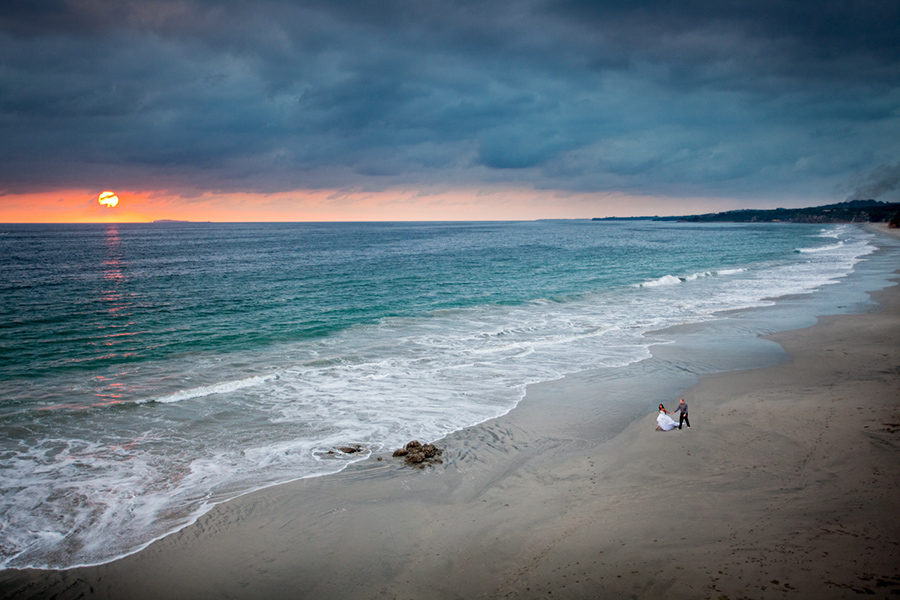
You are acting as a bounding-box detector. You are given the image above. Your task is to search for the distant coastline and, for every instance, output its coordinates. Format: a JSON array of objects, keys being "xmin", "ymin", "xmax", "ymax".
[{"xmin": 595, "ymin": 199, "xmax": 900, "ymax": 225}]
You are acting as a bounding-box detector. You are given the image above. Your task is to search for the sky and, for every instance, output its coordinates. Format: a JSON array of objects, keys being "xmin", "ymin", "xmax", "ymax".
[{"xmin": 1, "ymin": 0, "xmax": 899, "ymax": 222}]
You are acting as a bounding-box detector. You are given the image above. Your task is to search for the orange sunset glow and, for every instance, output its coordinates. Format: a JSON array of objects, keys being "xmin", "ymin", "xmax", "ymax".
[{"xmin": 0, "ymin": 188, "xmax": 741, "ymax": 223}]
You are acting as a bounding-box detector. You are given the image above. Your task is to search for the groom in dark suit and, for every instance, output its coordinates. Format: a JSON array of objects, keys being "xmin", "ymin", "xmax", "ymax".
[{"xmin": 675, "ymin": 398, "xmax": 690, "ymax": 429}]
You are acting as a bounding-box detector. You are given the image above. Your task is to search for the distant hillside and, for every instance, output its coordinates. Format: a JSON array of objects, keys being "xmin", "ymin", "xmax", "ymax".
[
  {"xmin": 595, "ymin": 200, "xmax": 900, "ymax": 226},
  {"xmin": 665, "ymin": 200, "xmax": 900, "ymax": 225}
]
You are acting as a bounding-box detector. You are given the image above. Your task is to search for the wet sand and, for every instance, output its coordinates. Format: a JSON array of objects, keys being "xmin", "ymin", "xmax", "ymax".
[{"xmin": 3, "ymin": 229, "xmax": 899, "ymax": 600}]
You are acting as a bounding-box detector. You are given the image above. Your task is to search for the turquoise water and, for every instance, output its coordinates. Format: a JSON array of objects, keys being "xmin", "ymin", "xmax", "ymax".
[
  {"xmin": 0, "ymin": 221, "xmax": 838, "ymax": 380},
  {"xmin": 0, "ymin": 220, "xmax": 884, "ymax": 569}
]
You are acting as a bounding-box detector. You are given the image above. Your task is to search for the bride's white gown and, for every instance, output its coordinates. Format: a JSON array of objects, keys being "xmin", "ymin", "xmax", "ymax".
[{"xmin": 657, "ymin": 411, "xmax": 679, "ymax": 431}]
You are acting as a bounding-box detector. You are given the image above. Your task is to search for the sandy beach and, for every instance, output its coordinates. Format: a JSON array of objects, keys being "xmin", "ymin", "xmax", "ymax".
[{"xmin": 3, "ymin": 231, "xmax": 899, "ymax": 600}]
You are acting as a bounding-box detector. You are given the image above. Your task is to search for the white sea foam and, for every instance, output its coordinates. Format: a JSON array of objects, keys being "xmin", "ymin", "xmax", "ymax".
[
  {"xmin": 139, "ymin": 374, "xmax": 280, "ymax": 404},
  {"xmin": 638, "ymin": 269, "xmax": 724, "ymax": 287},
  {"xmin": 795, "ymin": 242, "xmax": 845, "ymax": 253},
  {"xmin": 639, "ymin": 274, "xmax": 683, "ymax": 287}
]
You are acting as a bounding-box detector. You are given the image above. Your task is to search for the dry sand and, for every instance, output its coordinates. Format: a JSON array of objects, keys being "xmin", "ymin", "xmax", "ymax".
[{"xmin": 3, "ymin": 230, "xmax": 899, "ymax": 600}]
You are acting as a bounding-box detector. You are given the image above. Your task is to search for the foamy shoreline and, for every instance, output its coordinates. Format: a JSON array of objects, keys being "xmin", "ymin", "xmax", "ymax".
[{"xmin": 2, "ymin": 226, "xmax": 899, "ymax": 599}]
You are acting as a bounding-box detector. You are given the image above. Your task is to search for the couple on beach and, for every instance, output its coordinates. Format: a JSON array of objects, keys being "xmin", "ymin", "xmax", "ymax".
[{"xmin": 656, "ymin": 399, "xmax": 690, "ymax": 431}]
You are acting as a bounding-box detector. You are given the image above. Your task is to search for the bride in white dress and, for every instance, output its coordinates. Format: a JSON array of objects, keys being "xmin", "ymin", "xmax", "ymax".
[{"xmin": 656, "ymin": 404, "xmax": 679, "ymax": 431}]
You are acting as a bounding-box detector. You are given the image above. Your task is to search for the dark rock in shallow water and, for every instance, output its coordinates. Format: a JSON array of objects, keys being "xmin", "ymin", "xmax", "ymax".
[
  {"xmin": 318, "ymin": 444, "xmax": 366, "ymax": 459},
  {"xmin": 393, "ymin": 440, "xmax": 443, "ymax": 467}
]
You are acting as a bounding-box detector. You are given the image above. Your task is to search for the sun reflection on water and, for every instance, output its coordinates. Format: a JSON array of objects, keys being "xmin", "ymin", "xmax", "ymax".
[{"xmin": 97, "ymin": 225, "xmax": 138, "ymax": 360}]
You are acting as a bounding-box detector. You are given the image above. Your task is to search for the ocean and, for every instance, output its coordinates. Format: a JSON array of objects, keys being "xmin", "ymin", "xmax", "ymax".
[{"xmin": 0, "ymin": 220, "xmax": 895, "ymax": 570}]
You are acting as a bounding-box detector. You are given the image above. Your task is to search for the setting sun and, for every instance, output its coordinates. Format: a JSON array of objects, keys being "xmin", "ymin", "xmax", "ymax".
[{"xmin": 98, "ymin": 191, "xmax": 119, "ymax": 208}]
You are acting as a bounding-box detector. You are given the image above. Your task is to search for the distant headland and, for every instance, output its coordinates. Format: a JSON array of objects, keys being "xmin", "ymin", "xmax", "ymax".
[{"xmin": 595, "ymin": 200, "xmax": 900, "ymax": 227}]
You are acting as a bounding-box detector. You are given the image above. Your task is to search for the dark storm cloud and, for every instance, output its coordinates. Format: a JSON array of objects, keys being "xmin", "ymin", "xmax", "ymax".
[
  {"xmin": 1, "ymin": 0, "xmax": 898, "ymax": 202},
  {"xmin": 849, "ymin": 161, "xmax": 900, "ymax": 201}
]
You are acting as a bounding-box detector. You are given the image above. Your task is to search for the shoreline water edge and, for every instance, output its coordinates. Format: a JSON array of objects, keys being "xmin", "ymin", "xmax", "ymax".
[{"xmin": 1, "ymin": 224, "xmax": 899, "ymax": 599}]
